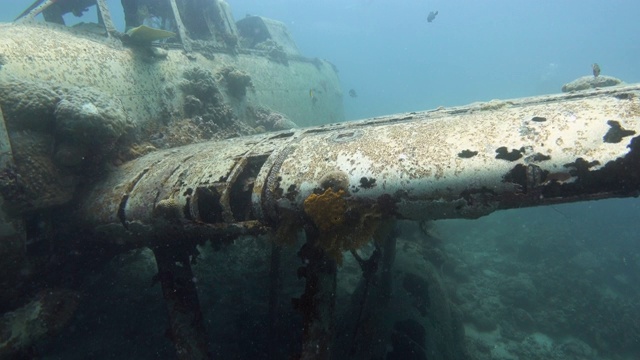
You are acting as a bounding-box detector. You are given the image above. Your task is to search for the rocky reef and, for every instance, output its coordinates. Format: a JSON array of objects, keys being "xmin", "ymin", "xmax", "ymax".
[
  {"xmin": 425, "ymin": 202, "xmax": 640, "ymax": 360},
  {"xmin": 142, "ymin": 66, "xmax": 255, "ymax": 149},
  {"xmin": 0, "ymin": 78, "xmax": 133, "ymax": 212},
  {"xmin": 562, "ymin": 75, "xmax": 623, "ymax": 92},
  {"xmin": 217, "ymin": 66, "xmax": 253, "ymax": 99},
  {"xmin": 247, "ymin": 106, "xmax": 297, "ymax": 132},
  {"xmin": 0, "ymin": 289, "xmax": 80, "ymax": 358}
]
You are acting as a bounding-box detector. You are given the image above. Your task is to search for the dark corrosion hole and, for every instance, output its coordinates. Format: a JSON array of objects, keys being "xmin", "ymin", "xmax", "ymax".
[
  {"xmin": 229, "ymin": 154, "xmax": 269, "ymax": 221},
  {"xmin": 504, "ymin": 164, "xmax": 550, "ymax": 193},
  {"xmin": 458, "ymin": 149, "xmax": 478, "ymax": 158},
  {"xmin": 194, "ymin": 187, "xmax": 224, "ymax": 223},
  {"xmin": 603, "ymin": 120, "xmax": 636, "ymax": 143},
  {"xmin": 459, "ymin": 187, "xmax": 498, "ymax": 207},
  {"xmin": 503, "ymin": 164, "xmax": 527, "ymax": 189},
  {"xmin": 183, "ymin": 196, "xmax": 192, "ymax": 220},
  {"xmin": 531, "ymin": 116, "xmax": 547, "ymax": 122}
]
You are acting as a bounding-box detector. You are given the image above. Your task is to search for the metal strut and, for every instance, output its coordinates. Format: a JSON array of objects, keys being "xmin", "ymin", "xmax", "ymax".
[
  {"xmin": 149, "ymin": 204, "xmax": 210, "ymax": 360},
  {"xmin": 293, "ymin": 232, "xmax": 338, "ymax": 360},
  {"xmin": 152, "ymin": 241, "xmax": 211, "ymax": 360}
]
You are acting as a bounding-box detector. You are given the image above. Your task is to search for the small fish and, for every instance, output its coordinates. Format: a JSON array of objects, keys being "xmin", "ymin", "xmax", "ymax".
[
  {"xmin": 349, "ymin": 89, "xmax": 357, "ymax": 98},
  {"xmin": 592, "ymin": 63, "xmax": 601, "ymax": 77},
  {"xmin": 427, "ymin": 11, "xmax": 439, "ymax": 23},
  {"xmin": 309, "ymin": 89, "xmax": 318, "ymax": 104}
]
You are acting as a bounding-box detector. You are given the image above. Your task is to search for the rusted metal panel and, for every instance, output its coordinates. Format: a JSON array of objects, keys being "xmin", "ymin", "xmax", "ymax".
[
  {"xmin": 78, "ymin": 85, "xmax": 640, "ymax": 243},
  {"xmin": 79, "ymin": 133, "xmax": 287, "ymax": 243}
]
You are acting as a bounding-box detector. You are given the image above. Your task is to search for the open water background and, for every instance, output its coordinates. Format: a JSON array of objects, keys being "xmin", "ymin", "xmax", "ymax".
[{"xmin": 2, "ymin": 1, "xmax": 640, "ymax": 358}]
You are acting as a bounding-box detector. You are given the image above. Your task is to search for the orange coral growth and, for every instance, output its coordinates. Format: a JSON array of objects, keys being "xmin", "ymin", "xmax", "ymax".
[
  {"xmin": 303, "ymin": 188, "xmax": 381, "ymax": 264},
  {"xmin": 303, "ymin": 188, "xmax": 347, "ymax": 232}
]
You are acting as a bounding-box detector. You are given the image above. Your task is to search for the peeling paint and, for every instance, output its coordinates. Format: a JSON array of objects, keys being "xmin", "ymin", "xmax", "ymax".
[
  {"xmin": 603, "ymin": 120, "xmax": 636, "ymax": 143},
  {"xmin": 495, "ymin": 146, "xmax": 524, "ymax": 161},
  {"xmin": 458, "ymin": 150, "xmax": 478, "ymax": 158},
  {"xmin": 75, "ymin": 84, "xmax": 640, "ymax": 240}
]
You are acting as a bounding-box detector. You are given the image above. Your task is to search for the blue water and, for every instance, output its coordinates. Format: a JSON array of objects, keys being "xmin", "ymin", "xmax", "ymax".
[
  {"xmin": 3, "ymin": 1, "xmax": 639, "ymax": 119},
  {"xmin": 227, "ymin": 0, "xmax": 640, "ymax": 119}
]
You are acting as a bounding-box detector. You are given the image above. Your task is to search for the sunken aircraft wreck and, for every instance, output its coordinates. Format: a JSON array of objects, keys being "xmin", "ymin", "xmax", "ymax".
[{"xmin": 1, "ymin": 0, "xmax": 640, "ymax": 359}]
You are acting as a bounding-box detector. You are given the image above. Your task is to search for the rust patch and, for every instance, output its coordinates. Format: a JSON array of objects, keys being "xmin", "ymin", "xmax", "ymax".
[
  {"xmin": 503, "ymin": 136, "xmax": 640, "ymax": 203},
  {"xmin": 503, "ymin": 164, "xmax": 528, "ymax": 191},
  {"xmin": 459, "ymin": 187, "xmax": 499, "ymax": 208},
  {"xmin": 193, "ymin": 186, "xmax": 224, "ymax": 223}
]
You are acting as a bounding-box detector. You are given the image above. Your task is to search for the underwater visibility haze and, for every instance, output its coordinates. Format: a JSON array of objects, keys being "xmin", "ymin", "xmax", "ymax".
[{"xmin": 0, "ymin": 0, "xmax": 639, "ymax": 359}]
